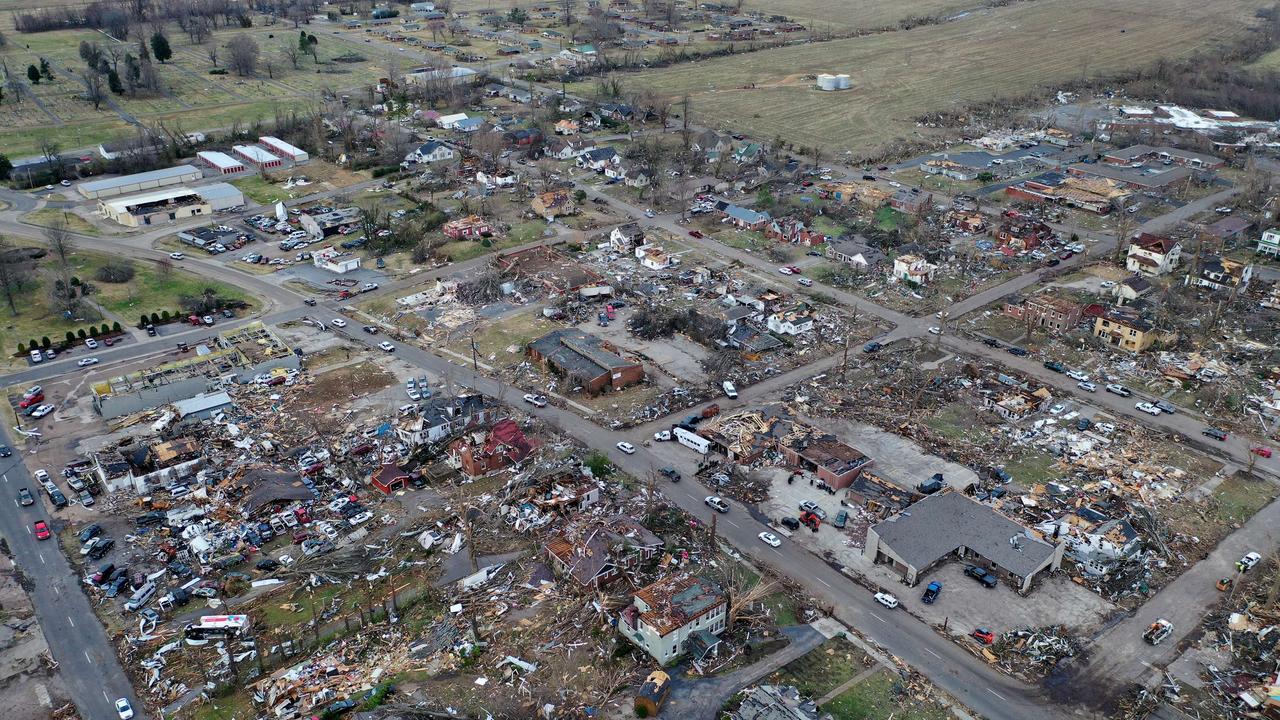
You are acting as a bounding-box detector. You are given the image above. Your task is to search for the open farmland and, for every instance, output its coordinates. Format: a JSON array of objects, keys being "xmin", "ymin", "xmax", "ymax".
[
  {"xmin": 616, "ymin": 0, "xmax": 1270, "ymax": 158},
  {"xmin": 0, "ymin": 14, "xmax": 387, "ymax": 157}
]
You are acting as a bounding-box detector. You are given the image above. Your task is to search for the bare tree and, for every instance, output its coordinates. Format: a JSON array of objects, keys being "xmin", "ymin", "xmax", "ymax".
[
  {"xmin": 44, "ymin": 218, "xmax": 80, "ymax": 316},
  {"xmin": 226, "ymin": 34, "xmax": 260, "ymax": 76},
  {"xmin": 282, "ymin": 40, "xmax": 300, "ymax": 69},
  {"xmin": 0, "ymin": 239, "xmax": 32, "ymax": 315},
  {"xmin": 207, "ymin": 43, "xmax": 219, "ymax": 68},
  {"xmin": 80, "ymin": 69, "xmax": 106, "ymax": 110}
]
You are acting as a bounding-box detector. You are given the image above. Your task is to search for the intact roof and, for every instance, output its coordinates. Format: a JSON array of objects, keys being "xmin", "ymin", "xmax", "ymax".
[
  {"xmin": 172, "ymin": 390, "xmax": 233, "ymax": 417},
  {"xmin": 870, "ymin": 490, "xmax": 1058, "ymax": 578},
  {"xmin": 1122, "ymin": 276, "xmax": 1153, "ymax": 293},
  {"xmin": 530, "ymin": 328, "xmax": 635, "ymax": 380},
  {"xmin": 198, "ymin": 151, "xmax": 243, "ymax": 169},
  {"xmin": 259, "ymin": 136, "xmax": 305, "ymax": 156},
  {"xmin": 583, "ymin": 147, "xmax": 619, "ymax": 161},
  {"xmin": 198, "ymin": 182, "xmax": 244, "ymax": 203},
  {"xmin": 724, "ymin": 204, "xmax": 770, "ymax": 224},
  {"xmin": 80, "ymin": 165, "xmax": 201, "ymax": 193},
  {"xmin": 416, "ymin": 140, "xmax": 449, "ymax": 154},
  {"xmin": 455, "ymin": 117, "xmax": 485, "ymax": 129},
  {"xmin": 233, "ymin": 145, "xmax": 280, "ymax": 163}
]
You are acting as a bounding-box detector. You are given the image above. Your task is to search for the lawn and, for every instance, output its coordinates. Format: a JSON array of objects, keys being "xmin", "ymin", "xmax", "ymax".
[
  {"xmin": 72, "ymin": 252, "xmax": 256, "ymax": 321},
  {"xmin": 767, "ymin": 638, "xmax": 872, "ymax": 701},
  {"xmin": 873, "ymin": 207, "xmax": 904, "ymax": 231},
  {"xmin": 1002, "ymin": 450, "xmax": 1064, "ymax": 487},
  {"xmin": 923, "ymin": 402, "xmax": 989, "ymax": 442},
  {"xmin": 231, "ymin": 175, "xmax": 292, "ymax": 205},
  {"xmin": 23, "ymin": 208, "xmax": 100, "ymax": 235},
  {"xmin": 438, "ymin": 233, "xmax": 531, "ymax": 262},
  {"xmin": 1211, "ymin": 473, "xmax": 1277, "ymax": 526},
  {"xmin": 449, "ymin": 309, "xmax": 560, "ymax": 365},
  {"xmin": 823, "ymin": 668, "xmax": 954, "ymax": 720},
  {"xmin": 614, "ymin": 0, "xmax": 1268, "ymax": 158},
  {"xmin": 715, "ymin": 228, "xmax": 767, "ymax": 251}
]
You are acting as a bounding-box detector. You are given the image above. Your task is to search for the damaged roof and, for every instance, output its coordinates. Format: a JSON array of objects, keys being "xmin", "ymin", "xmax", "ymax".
[{"xmin": 633, "ymin": 574, "xmax": 725, "ymax": 636}]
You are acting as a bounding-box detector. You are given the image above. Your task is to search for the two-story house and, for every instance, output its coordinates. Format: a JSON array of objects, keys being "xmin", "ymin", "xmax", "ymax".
[
  {"xmin": 1125, "ymin": 233, "xmax": 1181, "ymax": 276},
  {"xmin": 395, "ymin": 395, "xmax": 497, "ymax": 447},
  {"xmin": 578, "ymin": 147, "xmax": 620, "ymax": 171},
  {"xmin": 891, "ymin": 254, "xmax": 937, "ymax": 286},
  {"xmin": 1191, "ymin": 255, "xmax": 1252, "ymax": 292},
  {"xmin": 404, "ymin": 140, "xmax": 455, "ymax": 165},
  {"xmin": 617, "ymin": 574, "xmax": 727, "ymax": 664},
  {"xmin": 1092, "ymin": 308, "xmax": 1161, "ymax": 353},
  {"xmin": 1257, "ymin": 228, "xmax": 1280, "ymax": 258},
  {"xmin": 766, "ymin": 303, "xmax": 815, "ymax": 335}
]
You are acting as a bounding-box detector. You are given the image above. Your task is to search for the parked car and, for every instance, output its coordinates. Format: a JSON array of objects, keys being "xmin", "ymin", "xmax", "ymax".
[
  {"xmin": 1202, "ymin": 427, "xmax": 1228, "ymax": 441},
  {"xmin": 1066, "ymin": 370, "xmax": 1089, "ymax": 382},
  {"xmin": 378, "ymin": 341, "xmax": 396, "ymax": 352},
  {"xmin": 1237, "ymin": 552, "xmax": 1263, "ymax": 572},
  {"xmin": 653, "ymin": 430, "xmax": 672, "ymax": 442},
  {"xmin": 33, "ymin": 520, "xmax": 50, "ymax": 540},
  {"xmin": 862, "ymin": 341, "xmax": 882, "ymax": 353},
  {"xmin": 758, "ymin": 532, "xmax": 781, "ymax": 547},
  {"xmin": 615, "ymin": 441, "xmax": 636, "ymax": 454},
  {"xmin": 115, "ymin": 698, "xmax": 135, "ymax": 719},
  {"xmin": 84, "ymin": 338, "xmax": 98, "ymax": 350},
  {"xmin": 1134, "ymin": 402, "xmax": 1162, "ymax": 416},
  {"xmin": 88, "ymin": 538, "xmax": 115, "ymax": 559},
  {"xmin": 522, "ymin": 393, "xmax": 548, "ymax": 408},
  {"xmin": 780, "ymin": 517, "xmax": 801, "ymax": 531},
  {"xmin": 1076, "ymin": 381, "xmax": 1097, "ymax": 393},
  {"xmin": 0, "ymin": 445, "xmax": 11, "ymax": 457},
  {"xmin": 704, "ymin": 496, "xmax": 729, "ymax": 513},
  {"xmin": 1105, "ymin": 384, "xmax": 1131, "ymax": 397},
  {"xmin": 1007, "ymin": 346, "xmax": 1028, "ymax": 356},
  {"xmin": 965, "ymin": 565, "xmax": 998, "ymax": 588},
  {"xmin": 1154, "ymin": 400, "xmax": 1177, "ymax": 414},
  {"xmin": 1251, "ymin": 446, "xmax": 1272, "ymax": 459},
  {"xmin": 798, "ymin": 501, "xmax": 827, "ymax": 520},
  {"xmin": 922, "ymin": 581, "xmax": 942, "ymax": 604},
  {"xmin": 31, "ymin": 404, "xmax": 55, "ymax": 418},
  {"xmin": 330, "ymin": 318, "xmax": 347, "ymax": 328},
  {"xmin": 873, "ymin": 592, "xmax": 899, "ymax": 609},
  {"xmin": 17, "ymin": 488, "xmax": 34, "ymax": 506}
]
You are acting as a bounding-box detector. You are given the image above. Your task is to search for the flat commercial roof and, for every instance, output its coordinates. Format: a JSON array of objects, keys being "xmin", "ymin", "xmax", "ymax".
[
  {"xmin": 173, "ymin": 390, "xmax": 233, "ymax": 418},
  {"xmin": 102, "ymin": 186, "xmax": 203, "ymax": 211},
  {"xmin": 198, "ymin": 151, "xmax": 243, "ymax": 170},
  {"xmin": 79, "ymin": 165, "xmax": 201, "ymax": 194},
  {"xmin": 871, "ymin": 490, "xmax": 1058, "ymax": 578},
  {"xmin": 198, "ymin": 182, "xmax": 244, "ymax": 202},
  {"xmin": 260, "ymin": 136, "xmax": 307, "ymax": 158},
  {"xmin": 234, "ymin": 145, "xmax": 281, "ymax": 163}
]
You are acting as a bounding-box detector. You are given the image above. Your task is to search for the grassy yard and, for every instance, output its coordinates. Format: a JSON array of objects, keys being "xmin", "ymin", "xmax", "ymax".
[
  {"xmin": 1002, "ymin": 450, "xmax": 1064, "ymax": 487},
  {"xmin": 612, "ymin": 0, "xmax": 1267, "ymax": 157},
  {"xmin": 823, "ymin": 668, "xmax": 954, "ymax": 720},
  {"xmin": 1211, "ymin": 473, "xmax": 1277, "ymax": 526},
  {"xmin": 72, "ymin": 252, "xmax": 256, "ymax": 321},
  {"xmin": 231, "ymin": 175, "xmax": 292, "ymax": 206},
  {"xmin": 923, "ymin": 402, "xmax": 990, "ymax": 442},
  {"xmin": 23, "ymin": 208, "xmax": 101, "ymax": 236},
  {"xmin": 448, "ymin": 309, "xmax": 560, "ymax": 366},
  {"xmin": 873, "ymin": 206, "xmax": 905, "ymax": 231},
  {"xmin": 715, "ymin": 228, "xmax": 768, "ymax": 251},
  {"xmin": 767, "ymin": 638, "xmax": 873, "ymax": 701}
]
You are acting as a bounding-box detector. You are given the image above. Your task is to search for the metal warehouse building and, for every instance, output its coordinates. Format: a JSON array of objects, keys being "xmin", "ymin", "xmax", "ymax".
[
  {"xmin": 233, "ymin": 145, "xmax": 283, "ymax": 170},
  {"xmin": 77, "ymin": 165, "xmax": 203, "ymax": 200},
  {"xmin": 198, "ymin": 151, "xmax": 247, "ymax": 175},
  {"xmin": 259, "ymin": 136, "xmax": 309, "ymax": 163}
]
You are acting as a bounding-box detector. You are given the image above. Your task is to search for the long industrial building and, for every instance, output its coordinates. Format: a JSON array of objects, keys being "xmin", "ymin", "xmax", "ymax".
[
  {"xmin": 77, "ymin": 165, "xmax": 203, "ymax": 200},
  {"xmin": 98, "ymin": 183, "xmax": 244, "ymax": 227}
]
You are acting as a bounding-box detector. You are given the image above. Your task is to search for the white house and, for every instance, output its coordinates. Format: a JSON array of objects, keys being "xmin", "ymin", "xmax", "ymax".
[
  {"xmin": 625, "ymin": 172, "xmax": 651, "ymax": 189},
  {"xmin": 610, "ymin": 223, "xmax": 645, "ymax": 251},
  {"xmin": 438, "ymin": 113, "xmax": 470, "ymax": 130},
  {"xmin": 604, "ymin": 164, "xmax": 627, "ymax": 181},
  {"xmin": 549, "ymin": 139, "xmax": 595, "ymax": 161},
  {"xmin": 476, "ymin": 170, "xmax": 519, "ymax": 188},
  {"xmin": 891, "ymin": 254, "xmax": 937, "ymax": 285},
  {"xmin": 617, "ymin": 575, "xmax": 727, "ymax": 664},
  {"xmin": 1258, "ymin": 228, "xmax": 1280, "ymax": 258},
  {"xmin": 405, "ymin": 141, "xmax": 455, "ymax": 164},
  {"xmin": 1125, "ymin": 233, "xmax": 1181, "ymax": 276},
  {"xmin": 766, "ymin": 304, "xmax": 815, "ymax": 335},
  {"xmin": 313, "ymin": 246, "xmax": 361, "ymax": 274},
  {"xmin": 635, "ymin": 244, "xmax": 673, "ymax": 270},
  {"xmin": 578, "ymin": 147, "xmax": 620, "ymax": 171}
]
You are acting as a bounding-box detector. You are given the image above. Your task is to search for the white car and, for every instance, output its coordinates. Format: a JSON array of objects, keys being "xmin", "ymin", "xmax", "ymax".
[
  {"xmin": 777, "ymin": 266, "xmax": 794, "ymax": 275},
  {"xmin": 1066, "ymin": 370, "xmax": 1089, "ymax": 382},
  {"xmin": 704, "ymin": 496, "xmax": 729, "ymax": 513},
  {"xmin": 115, "ymin": 698, "xmax": 134, "ymax": 719},
  {"xmin": 378, "ymin": 341, "xmax": 396, "ymax": 352},
  {"xmin": 927, "ymin": 326, "xmax": 942, "ymax": 335},
  {"xmin": 653, "ymin": 430, "xmax": 672, "ymax": 442},
  {"xmin": 522, "ymin": 393, "xmax": 547, "ymax": 407},
  {"xmin": 362, "ymin": 282, "xmax": 379, "ymax": 292},
  {"xmin": 1238, "ymin": 552, "xmax": 1263, "ymax": 572},
  {"xmin": 33, "ymin": 469, "xmax": 49, "ymax": 483},
  {"xmin": 169, "ymin": 252, "xmax": 185, "ymax": 260},
  {"xmin": 77, "ymin": 357, "xmax": 100, "ymax": 367},
  {"xmin": 85, "ymin": 338, "xmax": 98, "ymax": 349},
  {"xmin": 1048, "ymin": 403, "xmax": 1065, "ymax": 415},
  {"xmin": 1099, "ymin": 280, "xmax": 1116, "ymax": 289},
  {"xmin": 758, "ymin": 531, "xmax": 781, "ymax": 547},
  {"xmin": 1077, "ymin": 381, "xmax": 1097, "ymax": 393},
  {"xmin": 407, "ymin": 389, "xmax": 421, "ymax": 401},
  {"xmin": 326, "ymin": 497, "xmax": 351, "ymax": 513},
  {"xmin": 874, "ymin": 592, "xmax": 899, "ymax": 609},
  {"xmin": 31, "ymin": 404, "xmax": 55, "ymax": 418},
  {"xmin": 888, "ymin": 180, "xmax": 902, "ymax": 188},
  {"xmin": 616, "ymin": 441, "xmax": 636, "ymax": 454},
  {"xmin": 644, "ymin": 208, "xmax": 655, "ymax": 218},
  {"xmin": 316, "ymin": 521, "xmax": 340, "ymax": 540},
  {"xmin": 347, "ymin": 510, "xmax": 374, "ymax": 527},
  {"xmin": 1134, "ymin": 402, "xmax": 1161, "ymax": 416},
  {"xmin": 331, "ymin": 318, "xmax": 347, "ymax": 328}
]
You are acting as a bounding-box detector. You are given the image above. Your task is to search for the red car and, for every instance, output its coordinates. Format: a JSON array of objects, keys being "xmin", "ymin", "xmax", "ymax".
[
  {"xmin": 801, "ymin": 180, "xmax": 813, "ymax": 187},
  {"xmin": 688, "ymin": 230, "xmax": 704, "ymax": 239},
  {"xmin": 1252, "ymin": 446, "xmax": 1273, "ymax": 459},
  {"xmin": 971, "ymin": 628, "xmax": 995, "ymax": 645},
  {"xmin": 18, "ymin": 393, "xmax": 43, "ymax": 409},
  {"xmin": 786, "ymin": 265, "xmax": 802, "ymax": 274},
  {"xmin": 33, "ymin": 521, "xmax": 50, "ymax": 540}
]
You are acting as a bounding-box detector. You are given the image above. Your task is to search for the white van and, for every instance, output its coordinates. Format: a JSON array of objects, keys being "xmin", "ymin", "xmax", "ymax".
[
  {"xmin": 124, "ymin": 581, "xmax": 157, "ymax": 612},
  {"xmin": 722, "ymin": 381, "xmax": 738, "ymax": 399}
]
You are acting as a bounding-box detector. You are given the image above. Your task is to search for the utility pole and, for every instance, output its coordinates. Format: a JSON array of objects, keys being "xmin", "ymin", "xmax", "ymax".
[{"xmin": 839, "ymin": 335, "xmax": 850, "ymax": 382}]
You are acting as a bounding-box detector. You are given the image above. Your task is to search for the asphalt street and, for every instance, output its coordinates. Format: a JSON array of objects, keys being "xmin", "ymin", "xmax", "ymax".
[{"xmin": 0, "ymin": 424, "xmax": 138, "ymax": 719}]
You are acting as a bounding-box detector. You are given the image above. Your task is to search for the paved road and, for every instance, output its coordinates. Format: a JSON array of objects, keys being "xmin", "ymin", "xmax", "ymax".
[
  {"xmin": 0, "ymin": 425, "xmax": 138, "ymax": 718},
  {"xmin": 326, "ymin": 317, "xmax": 1062, "ymax": 720}
]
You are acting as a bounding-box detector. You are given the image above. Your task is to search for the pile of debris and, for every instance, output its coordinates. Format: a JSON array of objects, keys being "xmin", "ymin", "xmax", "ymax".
[{"xmin": 988, "ymin": 626, "xmax": 1082, "ymax": 680}]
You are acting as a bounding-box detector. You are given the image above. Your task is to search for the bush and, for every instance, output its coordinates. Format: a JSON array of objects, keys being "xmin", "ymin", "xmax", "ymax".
[
  {"xmin": 40, "ymin": 336, "xmax": 50, "ymax": 348},
  {"xmin": 16, "ymin": 342, "xmax": 24, "ymax": 353},
  {"xmin": 584, "ymin": 452, "xmax": 613, "ymax": 478},
  {"xmin": 77, "ymin": 328, "xmax": 86, "ymax": 339},
  {"xmin": 139, "ymin": 314, "xmax": 149, "ymax": 328},
  {"xmin": 161, "ymin": 310, "xmax": 170, "ymax": 320},
  {"xmin": 370, "ymin": 165, "xmax": 400, "ymax": 178},
  {"xmin": 27, "ymin": 339, "xmax": 37, "ymax": 351},
  {"xmin": 100, "ymin": 323, "xmax": 109, "ymax": 335},
  {"xmin": 70, "ymin": 276, "xmax": 81, "ymax": 286},
  {"xmin": 112, "ymin": 321, "xmax": 121, "ymax": 332},
  {"xmin": 89, "ymin": 326, "xmax": 99, "ymax": 337},
  {"xmin": 150, "ymin": 312, "xmax": 160, "ymax": 324},
  {"xmin": 94, "ymin": 262, "xmax": 135, "ymax": 283},
  {"xmin": 65, "ymin": 331, "xmax": 75, "ymax": 345},
  {"xmin": 480, "ymin": 238, "xmax": 492, "ymax": 247}
]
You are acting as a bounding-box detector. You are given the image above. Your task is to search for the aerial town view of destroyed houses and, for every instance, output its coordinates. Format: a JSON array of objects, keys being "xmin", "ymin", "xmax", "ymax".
[{"xmin": 6, "ymin": 2, "xmax": 1280, "ymax": 720}]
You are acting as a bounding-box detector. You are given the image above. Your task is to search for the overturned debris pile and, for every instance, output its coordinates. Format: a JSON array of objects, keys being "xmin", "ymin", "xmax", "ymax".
[{"xmin": 989, "ymin": 626, "xmax": 1082, "ymax": 680}]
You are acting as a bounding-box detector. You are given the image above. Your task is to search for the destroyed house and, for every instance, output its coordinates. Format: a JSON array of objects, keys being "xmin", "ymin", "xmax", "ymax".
[
  {"xmin": 240, "ymin": 469, "xmax": 316, "ymax": 516},
  {"xmin": 1003, "ymin": 293, "xmax": 1082, "ymax": 333},
  {"xmin": 300, "ymin": 206, "xmax": 362, "ymax": 239},
  {"xmin": 1046, "ymin": 508, "xmax": 1142, "ymax": 576},
  {"xmin": 765, "ymin": 216, "xmax": 826, "ymax": 246},
  {"xmin": 865, "ymin": 490, "xmax": 1065, "ymax": 594},
  {"xmin": 527, "ymin": 329, "xmax": 644, "ymax": 394},
  {"xmin": 844, "ymin": 473, "xmax": 920, "ymax": 517},
  {"xmin": 779, "ymin": 428, "xmax": 872, "ymax": 489},
  {"xmin": 993, "ymin": 219, "xmax": 1054, "ymax": 251},
  {"xmin": 395, "ymin": 394, "xmax": 497, "ymax": 447},
  {"xmin": 1192, "ymin": 255, "xmax": 1252, "ymax": 292},
  {"xmin": 93, "ymin": 436, "xmax": 204, "ymax": 493},
  {"xmin": 731, "ymin": 684, "xmax": 827, "ymax": 720},
  {"xmin": 545, "ymin": 515, "xmax": 661, "ymax": 589},
  {"xmin": 495, "ymin": 245, "xmax": 602, "ymax": 293},
  {"xmin": 1092, "ymin": 308, "xmax": 1160, "ymax": 353},
  {"xmin": 619, "ymin": 574, "xmax": 727, "ymax": 663},
  {"xmin": 446, "ymin": 418, "xmax": 535, "ymax": 477},
  {"xmin": 982, "ymin": 385, "xmax": 1052, "ymax": 420}
]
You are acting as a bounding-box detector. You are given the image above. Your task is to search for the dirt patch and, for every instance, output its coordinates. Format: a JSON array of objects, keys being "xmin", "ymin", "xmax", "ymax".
[{"xmin": 294, "ymin": 361, "xmax": 397, "ymax": 411}]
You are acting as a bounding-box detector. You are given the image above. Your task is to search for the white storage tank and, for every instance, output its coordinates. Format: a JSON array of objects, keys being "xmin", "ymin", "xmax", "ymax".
[
  {"xmin": 836, "ymin": 74, "xmax": 851, "ymax": 89},
  {"xmin": 816, "ymin": 74, "xmax": 838, "ymax": 91}
]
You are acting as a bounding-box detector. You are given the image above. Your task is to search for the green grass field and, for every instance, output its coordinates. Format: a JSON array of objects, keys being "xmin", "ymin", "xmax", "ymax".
[
  {"xmin": 0, "ymin": 18, "xmax": 384, "ymax": 156},
  {"xmin": 613, "ymin": 0, "xmax": 1268, "ymax": 158}
]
